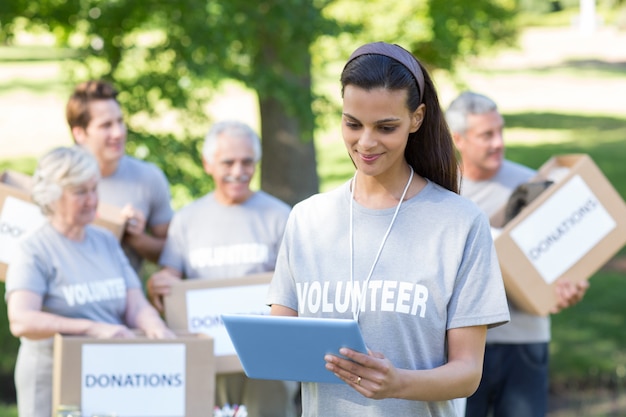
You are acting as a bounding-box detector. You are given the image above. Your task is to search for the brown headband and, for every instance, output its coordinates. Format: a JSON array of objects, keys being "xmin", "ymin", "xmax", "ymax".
[{"xmin": 345, "ymin": 42, "xmax": 425, "ymax": 104}]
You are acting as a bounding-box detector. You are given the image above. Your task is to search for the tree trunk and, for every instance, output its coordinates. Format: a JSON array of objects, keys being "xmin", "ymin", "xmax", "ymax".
[
  {"xmin": 256, "ymin": 32, "xmax": 319, "ymax": 207},
  {"xmin": 259, "ymin": 95, "xmax": 319, "ymax": 207}
]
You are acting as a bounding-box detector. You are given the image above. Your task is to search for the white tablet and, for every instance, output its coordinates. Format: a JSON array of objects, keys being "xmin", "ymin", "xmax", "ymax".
[{"xmin": 221, "ymin": 314, "xmax": 368, "ymax": 384}]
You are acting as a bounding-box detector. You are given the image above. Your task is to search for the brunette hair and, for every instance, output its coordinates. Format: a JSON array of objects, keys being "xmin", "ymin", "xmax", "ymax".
[
  {"xmin": 66, "ymin": 80, "xmax": 119, "ymax": 131},
  {"xmin": 340, "ymin": 45, "xmax": 459, "ymax": 193}
]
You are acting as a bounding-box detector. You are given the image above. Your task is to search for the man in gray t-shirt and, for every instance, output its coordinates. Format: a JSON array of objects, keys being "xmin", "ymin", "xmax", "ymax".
[
  {"xmin": 446, "ymin": 91, "xmax": 589, "ymax": 417},
  {"xmin": 148, "ymin": 121, "xmax": 297, "ymax": 417},
  {"xmin": 66, "ymin": 80, "xmax": 173, "ymax": 273}
]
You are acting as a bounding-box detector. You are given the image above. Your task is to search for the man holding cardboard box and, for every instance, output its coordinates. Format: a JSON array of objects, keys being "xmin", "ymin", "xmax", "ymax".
[
  {"xmin": 147, "ymin": 120, "xmax": 298, "ymax": 417},
  {"xmin": 446, "ymin": 91, "xmax": 588, "ymax": 417},
  {"xmin": 66, "ymin": 80, "xmax": 174, "ymax": 274}
]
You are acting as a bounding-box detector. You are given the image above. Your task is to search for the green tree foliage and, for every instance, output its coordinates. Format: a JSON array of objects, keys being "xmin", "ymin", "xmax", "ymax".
[
  {"xmin": 319, "ymin": 0, "xmax": 517, "ymax": 71},
  {"xmin": 1, "ymin": 0, "xmax": 340, "ymax": 206},
  {"xmin": 0, "ymin": 0, "xmax": 518, "ymax": 205}
]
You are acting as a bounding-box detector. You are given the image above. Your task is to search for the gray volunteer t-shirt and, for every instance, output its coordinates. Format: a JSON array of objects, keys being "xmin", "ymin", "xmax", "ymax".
[
  {"xmin": 267, "ymin": 180, "xmax": 510, "ymax": 417},
  {"xmin": 98, "ymin": 155, "xmax": 174, "ymax": 272},
  {"xmin": 159, "ymin": 190, "xmax": 294, "ymax": 417},
  {"xmin": 6, "ymin": 222, "xmax": 141, "ymax": 323},
  {"xmin": 160, "ymin": 191, "xmax": 291, "ymax": 279}
]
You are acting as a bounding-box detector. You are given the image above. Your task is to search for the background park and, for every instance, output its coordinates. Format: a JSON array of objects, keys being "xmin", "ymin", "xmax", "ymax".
[{"xmin": 1, "ymin": 0, "xmax": 626, "ymax": 415}]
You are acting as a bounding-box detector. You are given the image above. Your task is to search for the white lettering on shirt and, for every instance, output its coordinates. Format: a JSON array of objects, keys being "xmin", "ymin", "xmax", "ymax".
[
  {"xmin": 296, "ymin": 280, "xmax": 429, "ymax": 318},
  {"xmin": 189, "ymin": 243, "xmax": 269, "ymax": 269},
  {"xmin": 62, "ymin": 278, "xmax": 126, "ymax": 307}
]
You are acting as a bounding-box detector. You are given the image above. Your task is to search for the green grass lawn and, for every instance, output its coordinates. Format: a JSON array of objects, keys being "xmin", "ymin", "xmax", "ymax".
[
  {"xmin": 551, "ymin": 271, "xmax": 626, "ymax": 386},
  {"xmin": 0, "ymin": 403, "xmax": 17, "ymax": 417}
]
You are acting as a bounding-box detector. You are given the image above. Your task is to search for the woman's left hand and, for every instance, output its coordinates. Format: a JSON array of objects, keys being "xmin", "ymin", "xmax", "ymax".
[{"xmin": 325, "ymin": 348, "xmax": 399, "ymax": 399}]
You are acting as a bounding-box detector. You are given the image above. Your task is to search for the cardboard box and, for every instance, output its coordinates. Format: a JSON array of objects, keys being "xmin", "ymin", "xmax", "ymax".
[
  {"xmin": 52, "ymin": 332, "xmax": 215, "ymax": 417},
  {"xmin": 492, "ymin": 154, "xmax": 626, "ymax": 316},
  {"xmin": 164, "ymin": 273, "xmax": 272, "ymax": 374},
  {"xmin": 0, "ymin": 170, "xmax": 125, "ymax": 281}
]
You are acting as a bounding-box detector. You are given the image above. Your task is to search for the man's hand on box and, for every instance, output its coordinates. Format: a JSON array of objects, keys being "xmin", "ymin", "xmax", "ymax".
[{"xmin": 551, "ymin": 280, "xmax": 589, "ymax": 314}]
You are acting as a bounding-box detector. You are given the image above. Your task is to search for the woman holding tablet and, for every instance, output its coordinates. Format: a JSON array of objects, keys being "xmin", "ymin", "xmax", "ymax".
[{"xmin": 267, "ymin": 42, "xmax": 509, "ymax": 416}]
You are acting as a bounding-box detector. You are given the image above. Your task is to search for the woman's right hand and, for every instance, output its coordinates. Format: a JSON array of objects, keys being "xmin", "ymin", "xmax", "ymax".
[{"xmin": 86, "ymin": 321, "xmax": 136, "ymax": 339}]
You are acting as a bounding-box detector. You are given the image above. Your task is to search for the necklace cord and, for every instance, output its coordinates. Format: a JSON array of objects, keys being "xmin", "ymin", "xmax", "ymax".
[{"xmin": 350, "ymin": 166, "xmax": 414, "ymax": 322}]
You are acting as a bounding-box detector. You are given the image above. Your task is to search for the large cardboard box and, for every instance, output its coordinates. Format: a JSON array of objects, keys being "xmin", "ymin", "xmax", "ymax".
[
  {"xmin": 164, "ymin": 273, "xmax": 272, "ymax": 374},
  {"xmin": 52, "ymin": 332, "xmax": 215, "ymax": 417},
  {"xmin": 0, "ymin": 170, "xmax": 125, "ymax": 281},
  {"xmin": 492, "ymin": 154, "xmax": 626, "ymax": 316}
]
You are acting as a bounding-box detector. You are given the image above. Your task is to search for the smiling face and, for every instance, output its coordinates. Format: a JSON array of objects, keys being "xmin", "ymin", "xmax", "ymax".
[
  {"xmin": 203, "ymin": 133, "xmax": 257, "ymax": 205},
  {"xmin": 72, "ymin": 99, "xmax": 127, "ymax": 172},
  {"xmin": 341, "ymin": 85, "xmax": 423, "ymax": 182}
]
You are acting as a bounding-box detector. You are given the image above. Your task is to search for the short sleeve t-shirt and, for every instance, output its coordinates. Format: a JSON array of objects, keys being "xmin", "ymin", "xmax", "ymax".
[
  {"xmin": 98, "ymin": 155, "xmax": 174, "ymax": 272},
  {"xmin": 5, "ymin": 222, "xmax": 141, "ymax": 324},
  {"xmin": 160, "ymin": 191, "xmax": 291, "ymax": 279},
  {"xmin": 267, "ymin": 180, "xmax": 510, "ymax": 417}
]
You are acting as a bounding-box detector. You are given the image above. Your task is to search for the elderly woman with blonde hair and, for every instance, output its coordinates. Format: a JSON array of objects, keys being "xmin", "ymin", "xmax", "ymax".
[{"xmin": 5, "ymin": 146, "xmax": 174, "ymax": 417}]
